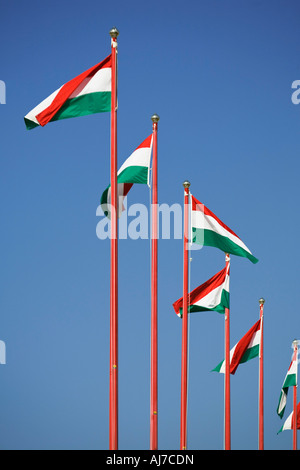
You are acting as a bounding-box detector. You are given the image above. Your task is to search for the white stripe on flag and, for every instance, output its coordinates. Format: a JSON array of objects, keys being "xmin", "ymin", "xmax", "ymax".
[{"xmin": 192, "ymin": 209, "xmax": 252, "ymax": 255}]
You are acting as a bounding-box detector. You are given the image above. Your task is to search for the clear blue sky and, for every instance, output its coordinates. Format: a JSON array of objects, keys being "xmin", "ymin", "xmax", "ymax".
[{"xmin": 0, "ymin": 0, "xmax": 299, "ymax": 450}]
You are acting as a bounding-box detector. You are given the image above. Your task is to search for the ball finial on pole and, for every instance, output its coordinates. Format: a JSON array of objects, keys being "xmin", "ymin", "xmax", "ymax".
[
  {"xmin": 109, "ymin": 27, "xmax": 119, "ymax": 38},
  {"xmin": 259, "ymin": 298, "xmax": 265, "ymax": 305},
  {"xmin": 151, "ymin": 114, "xmax": 160, "ymax": 123},
  {"xmin": 183, "ymin": 180, "xmax": 191, "ymax": 189}
]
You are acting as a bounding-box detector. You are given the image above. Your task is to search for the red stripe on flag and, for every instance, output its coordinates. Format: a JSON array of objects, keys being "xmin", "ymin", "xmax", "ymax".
[
  {"xmin": 230, "ymin": 319, "xmax": 261, "ymax": 375},
  {"xmin": 291, "ymin": 402, "xmax": 300, "ymax": 430},
  {"xmin": 288, "ymin": 348, "xmax": 298, "ymax": 372},
  {"xmin": 120, "ymin": 183, "xmax": 133, "ymax": 212},
  {"xmin": 191, "ymin": 195, "xmax": 239, "ymax": 240},
  {"xmin": 172, "ymin": 266, "xmax": 227, "ymax": 315},
  {"xmin": 36, "ymin": 54, "xmax": 112, "ymax": 127},
  {"xmin": 123, "ymin": 183, "xmax": 133, "ymax": 198},
  {"xmin": 136, "ymin": 134, "xmax": 152, "ymax": 150}
]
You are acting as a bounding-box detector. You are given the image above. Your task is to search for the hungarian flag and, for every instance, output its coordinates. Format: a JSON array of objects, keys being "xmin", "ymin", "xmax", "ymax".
[
  {"xmin": 191, "ymin": 195, "xmax": 258, "ymax": 264},
  {"xmin": 172, "ymin": 261, "xmax": 230, "ymax": 318},
  {"xmin": 277, "ymin": 349, "xmax": 298, "ymax": 419},
  {"xmin": 277, "ymin": 402, "xmax": 300, "ymax": 434},
  {"xmin": 24, "ymin": 55, "xmax": 111, "ymax": 130},
  {"xmin": 100, "ymin": 135, "xmax": 153, "ymax": 219},
  {"xmin": 212, "ymin": 319, "xmax": 261, "ymax": 374}
]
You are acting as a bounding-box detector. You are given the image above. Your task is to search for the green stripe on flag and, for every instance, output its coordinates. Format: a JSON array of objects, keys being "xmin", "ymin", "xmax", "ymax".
[
  {"xmin": 239, "ymin": 344, "xmax": 260, "ymax": 364},
  {"xmin": 283, "ymin": 373, "xmax": 297, "ymax": 388},
  {"xmin": 50, "ymin": 91, "xmax": 111, "ymax": 122},
  {"xmin": 117, "ymin": 166, "xmax": 149, "ymax": 185},
  {"xmin": 24, "ymin": 118, "xmax": 39, "ymax": 130},
  {"xmin": 192, "ymin": 228, "xmax": 259, "ymax": 264},
  {"xmin": 221, "ymin": 289, "xmax": 230, "ymax": 310},
  {"xmin": 24, "ymin": 92, "xmax": 111, "ymax": 129},
  {"xmin": 211, "ymin": 360, "xmax": 223, "ymax": 373}
]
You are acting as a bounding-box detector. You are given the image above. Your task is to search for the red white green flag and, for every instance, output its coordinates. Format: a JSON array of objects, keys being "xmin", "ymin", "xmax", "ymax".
[
  {"xmin": 172, "ymin": 262, "xmax": 230, "ymax": 318},
  {"xmin": 277, "ymin": 402, "xmax": 300, "ymax": 434},
  {"xmin": 191, "ymin": 195, "xmax": 258, "ymax": 264},
  {"xmin": 277, "ymin": 348, "xmax": 298, "ymax": 419},
  {"xmin": 100, "ymin": 135, "xmax": 153, "ymax": 219},
  {"xmin": 212, "ymin": 319, "xmax": 261, "ymax": 374},
  {"xmin": 24, "ymin": 55, "xmax": 111, "ymax": 130}
]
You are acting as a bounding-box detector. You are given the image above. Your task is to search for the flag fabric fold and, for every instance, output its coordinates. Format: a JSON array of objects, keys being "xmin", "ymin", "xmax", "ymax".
[
  {"xmin": 277, "ymin": 349, "xmax": 298, "ymax": 419},
  {"xmin": 100, "ymin": 135, "xmax": 153, "ymax": 219},
  {"xmin": 277, "ymin": 402, "xmax": 300, "ymax": 434},
  {"xmin": 172, "ymin": 262, "xmax": 230, "ymax": 318},
  {"xmin": 191, "ymin": 195, "xmax": 258, "ymax": 264},
  {"xmin": 212, "ymin": 319, "xmax": 261, "ymax": 375},
  {"xmin": 24, "ymin": 55, "xmax": 112, "ymax": 130}
]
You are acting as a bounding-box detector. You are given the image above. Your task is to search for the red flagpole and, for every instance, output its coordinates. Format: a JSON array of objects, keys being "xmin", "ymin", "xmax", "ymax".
[
  {"xmin": 109, "ymin": 27, "xmax": 119, "ymax": 451},
  {"xmin": 150, "ymin": 114, "xmax": 159, "ymax": 450},
  {"xmin": 258, "ymin": 298, "xmax": 265, "ymax": 450},
  {"xmin": 292, "ymin": 340, "xmax": 298, "ymax": 450},
  {"xmin": 224, "ymin": 253, "xmax": 231, "ymax": 450},
  {"xmin": 180, "ymin": 180, "xmax": 190, "ymax": 450}
]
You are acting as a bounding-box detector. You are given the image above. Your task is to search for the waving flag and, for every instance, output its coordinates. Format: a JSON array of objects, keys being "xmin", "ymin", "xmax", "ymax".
[
  {"xmin": 213, "ymin": 319, "xmax": 261, "ymax": 374},
  {"xmin": 172, "ymin": 263, "xmax": 230, "ymax": 318},
  {"xmin": 24, "ymin": 55, "xmax": 111, "ymax": 130},
  {"xmin": 100, "ymin": 135, "xmax": 153, "ymax": 219},
  {"xmin": 191, "ymin": 195, "xmax": 258, "ymax": 264},
  {"xmin": 278, "ymin": 402, "xmax": 300, "ymax": 434},
  {"xmin": 277, "ymin": 349, "xmax": 298, "ymax": 419}
]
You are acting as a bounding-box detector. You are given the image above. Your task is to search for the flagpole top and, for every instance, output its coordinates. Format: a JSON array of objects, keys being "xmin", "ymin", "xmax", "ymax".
[
  {"xmin": 183, "ymin": 181, "xmax": 191, "ymax": 189},
  {"xmin": 259, "ymin": 298, "xmax": 265, "ymax": 305},
  {"xmin": 151, "ymin": 114, "xmax": 160, "ymax": 123},
  {"xmin": 109, "ymin": 27, "xmax": 119, "ymax": 38},
  {"xmin": 292, "ymin": 339, "xmax": 298, "ymax": 348}
]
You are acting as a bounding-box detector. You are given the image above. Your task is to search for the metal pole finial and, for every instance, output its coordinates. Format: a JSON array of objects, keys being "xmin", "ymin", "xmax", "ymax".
[
  {"xmin": 259, "ymin": 298, "xmax": 265, "ymax": 305},
  {"xmin": 183, "ymin": 181, "xmax": 191, "ymax": 189},
  {"xmin": 292, "ymin": 339, "xmax": 298, "ymax": 348},
  {"xmin": 151, "ymin": 114, "xmax": 160, "ymax": 123},
  {"xmin": 109, "ymin": 27, "xmax": 119, "ymax": 38}
]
